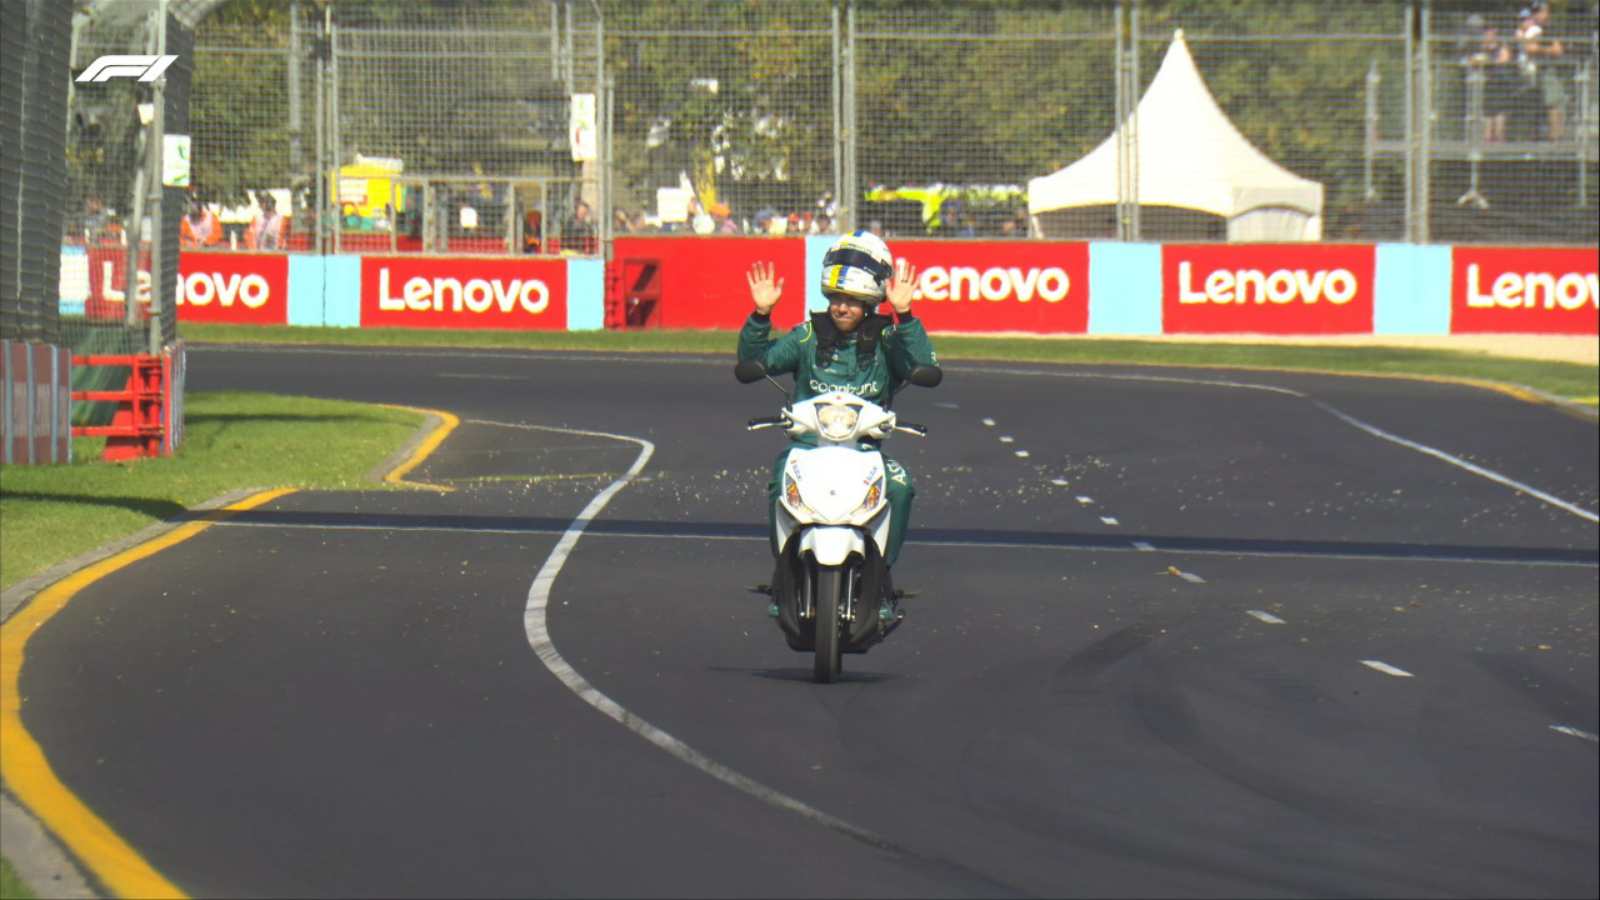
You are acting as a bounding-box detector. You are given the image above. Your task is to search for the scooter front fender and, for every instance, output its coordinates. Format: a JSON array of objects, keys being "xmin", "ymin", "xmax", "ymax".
[{"xmin": 799, "ymin": 526, "xmax": 865, "ymax": 567}]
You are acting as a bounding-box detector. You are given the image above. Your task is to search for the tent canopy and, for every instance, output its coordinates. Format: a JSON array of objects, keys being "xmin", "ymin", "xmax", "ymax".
[{"xmin": 1028, "ymin": 30, "xmax": 1324, "ymax": 241}]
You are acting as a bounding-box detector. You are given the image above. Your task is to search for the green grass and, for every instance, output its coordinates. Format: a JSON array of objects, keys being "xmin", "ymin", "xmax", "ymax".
[
  {"xmin": 179, "ymin": 323, "xmax": 1598, "ymax": 406},
  {"xmin": 0, "ymin": 391, "xmax": 423, "ymax": 592},
  {"xmin": 0, "ymin": 857, "xmax": 34, "ymax": 900}
]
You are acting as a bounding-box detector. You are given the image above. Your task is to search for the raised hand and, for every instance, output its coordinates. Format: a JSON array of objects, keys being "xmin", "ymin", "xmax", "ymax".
[
  {"xmin": 747, "ymin": 261, "xmax": 783, "ymax": 315},
  {"xmin": 886, "ymin": 257, "xmax": 917, "ymax": 314}
]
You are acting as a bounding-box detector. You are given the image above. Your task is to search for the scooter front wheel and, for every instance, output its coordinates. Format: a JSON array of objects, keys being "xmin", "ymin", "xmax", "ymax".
[{"xmin": 812, "ymin": 564, "xmax": 845, "ymax": 683}]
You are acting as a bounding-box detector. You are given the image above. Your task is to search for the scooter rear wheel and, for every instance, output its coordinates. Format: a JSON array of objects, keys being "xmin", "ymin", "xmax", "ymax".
[{"xmin": 812, "ymin": 565, "xmax": 845, "ymax": 683}]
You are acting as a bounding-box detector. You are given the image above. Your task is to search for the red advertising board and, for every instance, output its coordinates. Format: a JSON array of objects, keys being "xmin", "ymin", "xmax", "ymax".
[
  {"xmin": 85, "ymin": 246, "xmax": 153, "ymax": 320},
  {"xmin": 1162, "ymin": 244, "xmax": 1376, "ymax": 334},
  {"xmin": 893, "ymin": 240, "xmax": 1089, "ymax": 334},
  {"xmin": 176, "ymin": 252, "xmax": 289, "ymax": 324},
  {"xmin": 611, "ymin": 236, "xmax": 806, "ymax": 329},
  {"xmin": 1450, "ymin": 246, "xmax": 1599, "ymax": 335},
  {"xmin": 360, "ymin": 256, "xmax": 568, "ymax": 329}
]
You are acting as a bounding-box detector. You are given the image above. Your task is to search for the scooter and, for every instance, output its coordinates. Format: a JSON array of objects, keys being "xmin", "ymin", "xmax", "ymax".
[{"xmin": 735, "ymin": 359, "xmax": 942, "ymax": 683}]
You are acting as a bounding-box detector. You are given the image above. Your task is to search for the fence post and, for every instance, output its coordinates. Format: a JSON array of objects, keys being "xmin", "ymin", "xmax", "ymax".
[{"xmin": 1415, "ymin": 0, "xmax": 1431, "ymax": 243}]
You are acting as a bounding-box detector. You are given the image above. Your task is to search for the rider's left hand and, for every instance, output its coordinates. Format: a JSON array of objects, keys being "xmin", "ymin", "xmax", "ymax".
[{"xmin": 886, "ymin": 258, "xmax": 917, "ymax": 315}]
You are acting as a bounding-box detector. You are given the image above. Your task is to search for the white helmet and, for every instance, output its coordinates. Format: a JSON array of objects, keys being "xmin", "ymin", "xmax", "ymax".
[{"xmin": 820, "ymin": 230, "xmax": 894, "ymax": 303}]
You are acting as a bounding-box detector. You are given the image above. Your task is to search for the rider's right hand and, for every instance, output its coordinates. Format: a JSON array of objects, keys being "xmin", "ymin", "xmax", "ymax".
[{"xmin": 747, "ymin": 261, "xmax": 783, "ymax": 315}]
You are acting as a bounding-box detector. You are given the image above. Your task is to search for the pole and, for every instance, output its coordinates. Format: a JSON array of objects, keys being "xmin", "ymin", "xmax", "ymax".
[{"xmin": 148, "ymin": 0, "xmax": 168, "ymax": 355}]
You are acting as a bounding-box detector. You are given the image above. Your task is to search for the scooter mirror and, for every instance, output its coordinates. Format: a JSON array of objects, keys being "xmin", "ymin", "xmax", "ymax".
[
  {"xmin": 907, "ymin": 366, "xmax": 943, "ymax": 388},
  {"xmin": 734, "ymin": 360, "xmax": 769, "ymax": 384}
]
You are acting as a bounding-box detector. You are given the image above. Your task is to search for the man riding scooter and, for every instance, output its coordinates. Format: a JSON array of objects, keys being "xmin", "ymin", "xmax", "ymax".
[{"xmin": 738, "ymin": 230, "xmax": 941, "ymax": 577}]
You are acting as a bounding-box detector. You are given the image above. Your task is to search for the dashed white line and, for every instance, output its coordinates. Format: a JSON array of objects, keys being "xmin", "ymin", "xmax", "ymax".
[
  {"xmin": 998, "ymin": 435, "xmax": 1015, "ymax": 444},
  {"xmin": 1175, "ymin": 570, "xmax": 1206, "ymax": 584},
  {"xmin": 1099, "ymin": 516, "xmax": 1120, "ymax": 526},
  {"xmin": 1360, "ymin": 660, "xmax": 1415, "ymax": 678},
  {"xmin": 1014, "ymin": 450, "xmax": 1031, "ymax": 459},
  {"xmin": 1050, "ymin": 478, "xmax": 1070, "ymax": 487},
  {"xmin": 981, "ymin": 417, "xmax": 996, "ymax": 427},
  {"xmin": 1245, "ymin": 609, "xmax": 1287, "ymax": 624},
  {"xmin": 1131, "ymin": 541, "xmax": 1156, "ymax": 551},
  {"xmin": 1075, "ymin": 496, "xmax": 1094, "ymax": 506},
  {"xmin": 1550, "ymin": 725, "xmax": 1599, "ymax": 743}
]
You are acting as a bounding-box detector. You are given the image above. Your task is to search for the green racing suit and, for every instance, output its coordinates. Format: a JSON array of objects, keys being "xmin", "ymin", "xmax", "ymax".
[{"xmin": 737, "ymin": 308, "xmax": 940, "ymax": 567}]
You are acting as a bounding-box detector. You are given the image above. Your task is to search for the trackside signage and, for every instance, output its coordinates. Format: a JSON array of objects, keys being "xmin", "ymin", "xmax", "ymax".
[
  {"xmin": 1451, "ymin": 247, "xmax": 1599, "ymax": 335},
  {"xmin": 176, "ymin": 253, "xmax": 288, "ymax": 324},
  {"xmin": 894, "ymin": 240, "xmax": 1089, "ymax": 333},
  {"xmin": 1162, "ymin": 244, "xmax": 1375, "ymax": 334},
  {"xmin": 360, "ymin": 256, "xmax": 568, "ymax": 329}
]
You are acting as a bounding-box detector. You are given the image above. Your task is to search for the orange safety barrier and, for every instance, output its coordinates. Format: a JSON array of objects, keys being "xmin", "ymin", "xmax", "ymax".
[{"xmin": 70, "ymin": 354, "xmax": 166, "ymax": 461}]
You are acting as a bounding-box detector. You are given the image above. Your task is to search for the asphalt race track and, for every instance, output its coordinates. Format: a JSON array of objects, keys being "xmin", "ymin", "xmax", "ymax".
[{"xmin": 15, "ymin": 345, "xmax": 1599, "ymax": 898}]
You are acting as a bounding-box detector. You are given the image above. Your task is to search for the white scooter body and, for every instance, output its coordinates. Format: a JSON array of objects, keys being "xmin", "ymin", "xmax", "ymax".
[{"xmin": 769, "ymin": 391, "xmax": 900, "ymax": 567}]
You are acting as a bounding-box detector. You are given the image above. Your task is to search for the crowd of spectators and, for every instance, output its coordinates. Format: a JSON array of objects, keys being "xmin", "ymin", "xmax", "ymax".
[{"xmin": 1459, "ymin": 0, "xmax": 1592, "ymax": 143}]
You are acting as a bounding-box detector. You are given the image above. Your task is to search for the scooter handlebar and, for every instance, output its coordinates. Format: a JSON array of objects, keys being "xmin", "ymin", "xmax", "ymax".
[
  {"xmin": 747, "ymin": 415, "xmax": 789, "ymax": 430},
  {"xmin": 894, "ymin": 422, "xmax": 928, "ymax": 437}
]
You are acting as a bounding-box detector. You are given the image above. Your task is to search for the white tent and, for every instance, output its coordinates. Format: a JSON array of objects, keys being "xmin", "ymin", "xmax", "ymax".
[{"xmin": 1028, "ymin": 30, "xmax": 1323, "ymax": 241}]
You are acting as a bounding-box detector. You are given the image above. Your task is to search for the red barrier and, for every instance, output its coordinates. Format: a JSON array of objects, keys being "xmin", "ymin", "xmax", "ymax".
[
  {"xmin": 612, "ymin": 236, "xmax": 807, "ymax": 328},
  {"xmin": 894, "ymin": 240, "xmax": 1090, "ymax": 334},
  {"xmin": 359, "ymin": 255, "xmax": 569, "ymax": 329},
  {"xmin": 1162, "ymin": 243, "xmax": 1375, "ymax": 334},
  {"xmin": 176, "ymin": 253, "xmax": 289, "ymax": 325},
  {"xmin": 1450, "ymin": 246, "xmax": 1599, "ymax": 335},
  {"xmin": 71, "ymin": 354, "xmax": 165, "ymax": 461}
]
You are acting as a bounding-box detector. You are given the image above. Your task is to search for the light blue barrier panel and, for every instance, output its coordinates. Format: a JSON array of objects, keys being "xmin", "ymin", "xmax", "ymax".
[
  {"xmin": 287, "ymin": 255, "xmax": 362, "ymax": 327},
  {"xmin": 805, "ymin": 234, "xmax": 835, "ymax": 313},
  {"xmin": 566, "ymin": 257, "xmax": 605, "ymax": 331},
  {"xmin": 1088, "ymin": 242, "xmax": 1162, "ymax": 334},
  {"xmin": 1374, "ymin": 243, "xmax": 1451, "ymax": 335}
]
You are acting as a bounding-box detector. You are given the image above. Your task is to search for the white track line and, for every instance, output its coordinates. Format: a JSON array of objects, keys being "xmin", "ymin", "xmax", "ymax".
[
  {"xmin": 1099, "ymin": 516, "xmax": 1120, "ymax": 526},
  {"xmin": 1245, "ymin": 609, "xmax": 1287, "ymax": 624},
  {"xmin": 476, "ymin": 419, "xmax": 897, "ymax": 851},
  {"xmin": 1313, "ymin": 403, "xmax": 1598, "ymax": 524},
  {"xmin": 1360, "ymin": 660, "xmax": 1415, "ymax": 678},
  {"xmin": 1549, "ymin": 725, "xmax": 1599, "ymax": 743}
]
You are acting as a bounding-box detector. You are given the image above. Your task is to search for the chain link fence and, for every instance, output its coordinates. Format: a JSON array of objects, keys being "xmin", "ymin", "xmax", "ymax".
[
  {"xmin": 61, "ymin": 1, "xmax": 189, "ymax": 367},
  {"xmin": 603, "ymin": 1, "xmax": 838, "ymax": 237},
  {"xmin": 13, "ymin": 0, "xmax": 1595, "ymax": 363}
]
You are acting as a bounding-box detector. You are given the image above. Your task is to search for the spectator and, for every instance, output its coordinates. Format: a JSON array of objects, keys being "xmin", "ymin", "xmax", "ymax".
[
  {"xmin": 1465, "ymin": 16, "xmax": 1519, "ymax": 142},
  {"xmin": 562, "ymin": 200, "xmax": 597, "ymax": 254},
  {"xmin": 82, "ymin": 194, "xmax": 118, "ymax": 244},
  {"xmin": 1517, "ymin": 1, "xmax": 1567, "ymax": 140},
  {"xmin": 523, "ymin": 208, "xmax": 544, "ymax": 254},
  {"xmin": 245, "ymin": 193, "xmax": 285, "ymax": 250},
  {"xmin": 707, "ymin": 201, "xmax": 736, "ymax": 234},
  {"xmin": 180, "ymin": 195, "xmax": 221, "ymax": 248}
]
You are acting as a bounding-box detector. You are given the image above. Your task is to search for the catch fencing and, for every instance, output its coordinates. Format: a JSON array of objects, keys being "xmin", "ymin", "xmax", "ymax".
[{"xmin": 14, "ymin": 0, "xmax": 1600, "ymax": 358}]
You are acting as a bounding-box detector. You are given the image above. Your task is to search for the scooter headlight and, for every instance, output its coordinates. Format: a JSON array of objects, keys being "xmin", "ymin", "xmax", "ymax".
[{"xmin": 816, "ymin": 401, "xmax": 861, "ymax": 441}]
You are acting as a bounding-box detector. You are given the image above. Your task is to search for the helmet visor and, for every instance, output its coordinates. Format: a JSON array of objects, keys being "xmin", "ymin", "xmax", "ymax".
[{"xmin": 820, "ymin": 247, "xmax": 892, "ymax": 282}]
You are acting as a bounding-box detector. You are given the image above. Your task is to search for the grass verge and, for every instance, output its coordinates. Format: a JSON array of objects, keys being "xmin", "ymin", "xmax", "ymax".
[
  {"xmin": 0, "ymin": 857, "xmax": 34, "ymax": 900},
  {"xmin": 0, "ymin": 391, "xmax": 423, "ymax": 593},
  {"xmin": 179, "ymin": 324, "xmax": 1598, "ymax": 407}
]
